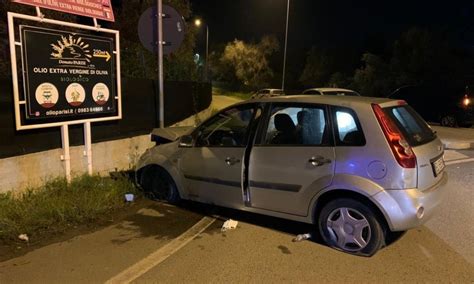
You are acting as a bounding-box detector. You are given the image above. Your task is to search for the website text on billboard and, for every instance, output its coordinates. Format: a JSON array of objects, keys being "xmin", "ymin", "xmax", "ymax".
[{"xmin": 12, "ymin": 0, "xmax": 115, "ymax": 22}]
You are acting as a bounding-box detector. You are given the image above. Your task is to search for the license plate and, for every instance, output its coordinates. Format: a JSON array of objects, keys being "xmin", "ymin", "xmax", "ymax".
[{"xmin": 431, "ymin": 156, "xmax": 445, "ymax": 177}]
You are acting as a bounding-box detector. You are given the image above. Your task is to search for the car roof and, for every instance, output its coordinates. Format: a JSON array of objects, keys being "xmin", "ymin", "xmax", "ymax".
[
  {"xmin": 237, "ymin": 94, "xmax": 395, "ymax": 107},
  {"xmin": 303, "ymin": 87, "xmax": 357, "ymax": 93},
  {"xmin": 258, "ymin": 88, "xmax": 284, "ymax": 92}
]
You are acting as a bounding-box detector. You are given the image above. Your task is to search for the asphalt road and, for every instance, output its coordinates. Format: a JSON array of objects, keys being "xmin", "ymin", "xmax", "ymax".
[
  {"xmin": 135, "ymin": 154, "xmax": 474, "ymax": 283},
  {"xmin": 425, "ymin": 149, "xmax": 474, "ymax": 264},
  {"xmin": 1, "ymin": 150, "xmax": 473, "ymax": 283}
]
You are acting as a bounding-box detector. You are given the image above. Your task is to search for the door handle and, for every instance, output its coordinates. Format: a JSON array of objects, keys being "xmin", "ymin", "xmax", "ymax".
[
  {"xmin": 225, "ymin": 157, "xmax": 240, "ymax": 166},
  {"xmin": 308, "ymin": 156, "xmax": 331, "ymax": 167}
]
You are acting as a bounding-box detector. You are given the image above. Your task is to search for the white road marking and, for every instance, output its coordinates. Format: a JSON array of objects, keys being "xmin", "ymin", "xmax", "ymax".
[
  {"xmin": 445, "ymin": 158, "xmax": 474, "ymax": 166},
  {"xmin": 105, "ymin": 216, "xmax": 216, "ymax": 284},
  {"xmin": 444, "ymin": 150, "xmax": 469, "ymax": 162}
]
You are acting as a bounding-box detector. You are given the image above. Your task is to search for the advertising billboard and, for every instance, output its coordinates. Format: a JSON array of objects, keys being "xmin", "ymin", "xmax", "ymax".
[
  {"xmin": 12, "ymin": 0, "xmax": 115, "ymax": 22},
  {"xmin": 20, "ymin": 25, "xmax": 116, "ymax": 121}
]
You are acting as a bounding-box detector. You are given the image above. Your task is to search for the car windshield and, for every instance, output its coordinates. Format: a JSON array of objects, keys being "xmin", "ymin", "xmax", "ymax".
[
  {"xmin": 384, "ymin": 105, "xmax": 436, "ymax": 146},
  {"xmin": 322, "ymin": 91, "xmax": 360, "ymax": 96}
]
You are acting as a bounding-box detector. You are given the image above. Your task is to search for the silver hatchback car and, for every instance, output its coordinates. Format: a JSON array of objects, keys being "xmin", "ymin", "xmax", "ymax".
[{"xmin": 136, "ymin": 95, "xmax": 447, "ymax": 256}]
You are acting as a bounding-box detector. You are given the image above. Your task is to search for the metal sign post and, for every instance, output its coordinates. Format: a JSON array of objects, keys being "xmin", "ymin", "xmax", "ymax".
[
  {"xmin": 84, "ymin": 121, "xmax": 93, "ymax": 175},
  {"xmin": 60, "ymin": 124, "xmax": 71, "ymax": 182},
  {"xmin": 282, "ymin": 0, "xmax": 290, "ymax": 90},
  {"xmin": 157, "ymin": 0, "xmax": 164, "ymax": 128},
  {"xmin": 138, "ymin": 3, "xmax": 185, "ymax": 128}
]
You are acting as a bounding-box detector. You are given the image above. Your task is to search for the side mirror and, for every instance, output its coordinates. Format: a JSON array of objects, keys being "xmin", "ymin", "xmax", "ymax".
[{"xmin": 179, "ymin": 135, "xmax": 194, "ymax": 147}]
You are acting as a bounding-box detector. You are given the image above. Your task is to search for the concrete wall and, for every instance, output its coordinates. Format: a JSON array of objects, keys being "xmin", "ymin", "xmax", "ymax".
[{"xmin": 0, "ymin": 105, "xmax": 214, "ymax": 194}]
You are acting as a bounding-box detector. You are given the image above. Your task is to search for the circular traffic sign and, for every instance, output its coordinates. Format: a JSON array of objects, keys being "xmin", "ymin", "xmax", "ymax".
[{"xmin": 138, "ymin": 5, "xmax": 186, "ymax": 55}]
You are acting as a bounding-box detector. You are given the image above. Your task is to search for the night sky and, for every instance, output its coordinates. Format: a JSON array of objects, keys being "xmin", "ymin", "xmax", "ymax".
[{"xmin": 190, "ymin": 0, "xmax": 474, "ymax": 53}]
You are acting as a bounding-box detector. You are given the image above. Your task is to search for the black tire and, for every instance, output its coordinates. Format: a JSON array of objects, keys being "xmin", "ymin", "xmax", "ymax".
[
  {"xmin": 141, "ymin": 166, "xmax": 181, "ymax": 204},
  {"xmin": 385, "ymin": 230, "xmax": 407, "ymax": 246},
  {"xmin": 440, "ymin": 114, "xmax": 458, "ymax": 127},
  {"xmin": 318, "ymin": 198, "xmax": 385, "ymax": 256}
]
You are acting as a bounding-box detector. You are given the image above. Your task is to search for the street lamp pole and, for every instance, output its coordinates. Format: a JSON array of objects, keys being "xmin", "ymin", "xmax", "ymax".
[
  {"xmin": 205, "ymin": 25, "xmax": 209, "ymax": 81},
  {"xmin": 195, "ymin": 19, "xmax": 209, "ymax": 81},
  {"xmin": 282, "ymin": 0, "xmax": 290, "ymax": 90}
]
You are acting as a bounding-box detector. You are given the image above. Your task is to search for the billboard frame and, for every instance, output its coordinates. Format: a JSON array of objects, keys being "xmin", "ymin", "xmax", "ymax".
[
  {"xmin": 8, "ymin": 11, "xmax": 122, "ymax": 131},
  {"xmin": 8, "ymin": 10, "xmax": 122, "ymax": 181}
]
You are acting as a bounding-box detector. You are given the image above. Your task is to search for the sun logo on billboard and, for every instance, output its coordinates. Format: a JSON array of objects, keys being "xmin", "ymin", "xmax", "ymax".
[{"xmin": 50, "ymin": 35, "xmax": 92, "ymax": 62}]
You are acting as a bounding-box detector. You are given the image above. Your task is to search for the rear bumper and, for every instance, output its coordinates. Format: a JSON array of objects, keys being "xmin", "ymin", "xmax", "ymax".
[{"xmin": 372, "ymin": 171, "xmax": 448, "ymax": 231}]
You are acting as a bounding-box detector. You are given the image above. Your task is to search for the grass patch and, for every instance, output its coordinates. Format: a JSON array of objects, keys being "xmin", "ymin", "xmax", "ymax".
[
  {"xmin": 0, "ymin": 174, "xmax": 139, "ymax": 244},
  {"xmin": 212, "ymin": 86, "xmax": 252, "ymax": 100}
]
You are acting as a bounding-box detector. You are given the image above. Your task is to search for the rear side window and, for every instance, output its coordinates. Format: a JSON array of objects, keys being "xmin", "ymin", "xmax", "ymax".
[
  {"xmin": 332, "ymin": 107, "xmax": 366, "ymax": 146},
  {"xmin": 384, "ymin": 105, "xmax": 436, "ymax": 146}
]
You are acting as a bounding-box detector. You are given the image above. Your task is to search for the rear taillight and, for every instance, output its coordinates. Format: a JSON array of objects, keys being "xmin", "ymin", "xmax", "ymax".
[{"xmin": 372, "ymin": 104, "xmax": 416, "ymax": 168}]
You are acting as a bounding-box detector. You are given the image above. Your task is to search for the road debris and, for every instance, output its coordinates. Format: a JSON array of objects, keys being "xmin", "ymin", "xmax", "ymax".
[
  {"xmin": 18, "ymin": 234, "xmax": 29, "ymax": 243},
  {"xmin": 221, "ymin": 219, "xmax": 238, "ymax": 232},
  {"xmin": 292, "ymin": 233, "xmax": 312, "ymax": 242},
  {"xmin": 125, "ymin": 193, "xmax": 135, "ymax": 202}
]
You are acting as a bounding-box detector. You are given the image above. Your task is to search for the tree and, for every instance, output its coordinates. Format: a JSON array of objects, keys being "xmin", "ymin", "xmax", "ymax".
[
  {"xmin": 390, "ymin": 28, "xmax": 442, "ymax": 85},
  {"xmin": 351, "ymin": 53, "xmax": 394, "ymax": 97},
  {"xmin": 390, "ymin": 27, "xmax": 463, "ymax": 86},
  {"xmin": 299, "ymin": 47, "xmax": 334, "ymax": 87},
  {"xmin": 113, "ymin": 0, "xmax": 197, "ymax": 81},
  {"xmin": 350, "ymin": 27, "xmax": 469, "ymax": 97},
  {"xmin": 0, "ymin": 0, "xmax": 197, "ymax": 81},
  {"xmin": 219, "ymin": 35, "xmax": 279, "ymax": 88},
  {"xmin": 328, "ymin": 72, "xmax": 352, "ymax": 88}
]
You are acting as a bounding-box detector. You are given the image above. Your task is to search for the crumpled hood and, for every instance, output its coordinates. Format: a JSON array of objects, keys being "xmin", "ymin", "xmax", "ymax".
[{"xmin": 151, "ymin": 126, "xmax": 195, "ymax": 143}]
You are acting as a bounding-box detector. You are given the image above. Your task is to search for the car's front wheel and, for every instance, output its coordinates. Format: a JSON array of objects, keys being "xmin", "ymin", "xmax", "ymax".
[
  {"xmin": 140, "ymin": 166, "xmax": 181, "ymax": 204},
  {"xmin": 318, "ymin": 198, "xmax": 384, "ymax": 256}
]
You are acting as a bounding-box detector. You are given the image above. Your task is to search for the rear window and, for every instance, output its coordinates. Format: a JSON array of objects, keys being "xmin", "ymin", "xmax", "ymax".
[{"xmin": 384, "ymin": 105, "xmax": 436, "ymax": 146}]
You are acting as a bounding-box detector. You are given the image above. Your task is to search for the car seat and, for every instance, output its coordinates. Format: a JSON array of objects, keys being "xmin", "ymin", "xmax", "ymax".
[{"xmin": 271, "ymin": 113, "xmax": 297, "ymax": 144}]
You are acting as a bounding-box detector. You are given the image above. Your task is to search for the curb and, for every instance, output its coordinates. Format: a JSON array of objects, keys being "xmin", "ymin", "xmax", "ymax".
[{"xmin": 440, "ymin": 139, "xmax": 474, "ymax": 150}]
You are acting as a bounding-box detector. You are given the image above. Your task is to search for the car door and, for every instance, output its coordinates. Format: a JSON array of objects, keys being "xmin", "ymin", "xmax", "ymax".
[
  {"xmin": 179, "ymin": 104, "xmax": 256, "ymax": 208},
  {"xmin": 248, "ymin": 103, "xmax": 335, "ymax": 216}
]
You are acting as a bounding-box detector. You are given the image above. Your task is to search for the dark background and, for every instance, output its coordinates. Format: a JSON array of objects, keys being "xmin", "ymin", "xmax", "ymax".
[
  {"xmin": 190, "ymin": 0, "xmax": 474, "ymax": 55},
  {"xmin": 190, "ymin": 0, "xmax": 474, "ymax": 89}
]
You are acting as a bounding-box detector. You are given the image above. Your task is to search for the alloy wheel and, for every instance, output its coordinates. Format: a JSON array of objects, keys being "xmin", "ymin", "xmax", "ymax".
[
  {"xmin": 441, "ymin": 115, "xmax": 457, "ymax": 127},
  {"xmin": 326, "ymin": 207, "xmax": 372, "ymax": 252}
]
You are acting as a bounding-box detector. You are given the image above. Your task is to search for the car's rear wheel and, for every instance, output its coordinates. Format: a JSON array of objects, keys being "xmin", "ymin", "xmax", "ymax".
[
  {"xmin": 140, "ymin": 166, "xmax": 180, "ymax": 204},
  {"xmin": 318, "ymin": 198, "xmax": 384, "ymax": 256},
  {"xmin": 440, "ymin": 114, "xmax": 458, "ymax": 127}
]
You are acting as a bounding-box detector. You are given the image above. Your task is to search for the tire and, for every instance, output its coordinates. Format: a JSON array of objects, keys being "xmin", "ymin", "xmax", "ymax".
[
  {"xmin": 318, "ymin": 198, "xmax": 385, "ymax": 256},
  {"xmin": 440, "ymin": 114, "xmax": 458, "ymax": 127},
  {"xmin": 385, "ymin": 230, "xmax": 407, "ymax": 246},
  {"xmin": 141, "ymin": 166, "xmax": 181, "ymax": 204}
]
